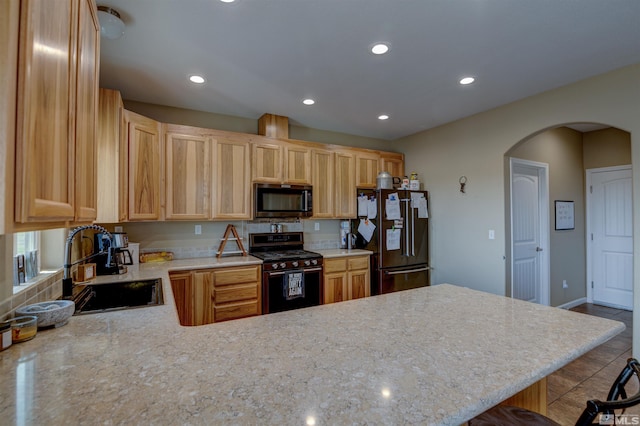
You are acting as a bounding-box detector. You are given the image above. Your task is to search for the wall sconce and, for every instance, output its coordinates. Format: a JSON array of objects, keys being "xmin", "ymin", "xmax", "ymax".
[{"xmin": 97, "ymin": 6, "xmax": 125, "ymax": 40}]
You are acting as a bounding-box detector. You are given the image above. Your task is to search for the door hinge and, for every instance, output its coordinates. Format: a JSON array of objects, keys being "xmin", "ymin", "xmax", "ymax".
[
  {"xmin": 591, "ymin": 233, "xmax": 594, "ymax": 241},
  {"xmin": 590, "ymin": 185, "xmax": 593, "ymax": 194},
  {"xmin": 591, "ymin": 281, "xmax": 594, "ymax": 289}
]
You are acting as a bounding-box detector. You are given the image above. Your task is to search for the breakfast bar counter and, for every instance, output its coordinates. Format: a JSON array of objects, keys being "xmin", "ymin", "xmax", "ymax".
[{"xmin": 0, "ymin": 270, "xmax": 625, "ymax": 425}]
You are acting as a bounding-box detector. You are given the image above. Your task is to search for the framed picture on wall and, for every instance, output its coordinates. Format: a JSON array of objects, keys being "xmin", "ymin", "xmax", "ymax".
[{"xmin": 555, "ymin": 200, "xmax": 574, "ymax": 230}]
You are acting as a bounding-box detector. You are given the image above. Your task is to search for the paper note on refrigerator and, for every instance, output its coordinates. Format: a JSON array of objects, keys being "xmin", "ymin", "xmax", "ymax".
[
  {"xmin": 386, "ymin": 228, "xmax": 401, "ymax": 251},
  {"xmin": 358, "ymin": 218, "xmax": 376, "ymax": 242},
  {"xmin": 357, "ymin": 195, "xmax": 369, "ymax": 216},
  {"xmin": 367, "ymin": 198, "xmax": 377, "ymax": 219},
  {"xmin": 410, "ymin": 193, "xmax": 429, "ymax": 218},
  {"xmin": 385, "ymin": 196, "xmax": 401, "ymax": 220}
]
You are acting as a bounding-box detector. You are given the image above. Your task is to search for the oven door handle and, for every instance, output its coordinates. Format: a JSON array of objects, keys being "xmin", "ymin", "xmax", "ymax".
[
  {"xmin": 266, "ymin": 267, "xmax": 323, "ymax": 277},
  {"xmin": 384, "ymin": 266, "xmax": 430, "ymax": 275}
]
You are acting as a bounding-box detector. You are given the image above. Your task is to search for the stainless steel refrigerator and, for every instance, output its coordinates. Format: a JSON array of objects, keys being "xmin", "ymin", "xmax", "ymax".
[{"xmin": 352, "ymin": 189, "xmax": 430, "ymax": 295}]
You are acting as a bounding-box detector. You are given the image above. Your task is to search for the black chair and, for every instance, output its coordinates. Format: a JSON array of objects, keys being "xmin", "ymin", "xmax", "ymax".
[{"xmin": 469, "ymin": 358, "xmax": 640, "ymax": 426}]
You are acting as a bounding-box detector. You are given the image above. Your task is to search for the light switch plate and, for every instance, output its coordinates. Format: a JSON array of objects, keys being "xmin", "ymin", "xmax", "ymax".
[{"xmin": 488, "ymin": 229, "xmax": 495, "ymax": 240}]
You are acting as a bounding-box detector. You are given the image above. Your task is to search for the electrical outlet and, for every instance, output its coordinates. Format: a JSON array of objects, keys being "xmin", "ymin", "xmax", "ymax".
[
  {"xmin": 314, "ymin": 222, "xmax": 320, "ymax": 231},
  {"xmin": 114, "ymin": 226, "xmax": 123, "ymax": 232},
  {"xmin": 195, "ymin": 224, "xmax": 202, "ymax": 235},
  {"xmin": 562, "ymin": 280, "xmax": 568, "ymax": 289}
]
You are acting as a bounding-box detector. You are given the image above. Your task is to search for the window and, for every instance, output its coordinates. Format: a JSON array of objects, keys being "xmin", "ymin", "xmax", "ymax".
[{"xmin": 13, "ymin": 231, "xmax": 41, "ymax": 285}]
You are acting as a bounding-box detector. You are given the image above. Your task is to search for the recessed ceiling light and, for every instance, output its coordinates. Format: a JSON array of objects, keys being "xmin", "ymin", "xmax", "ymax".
[
  {"xmin": 378, "ymin": 114, "xmax": 389, "ymax": 120},
  {"xmin": 459, "ymin": 77, "xmax": 475, "ymax": 85},
  {"xmin": 189, "ymin": 75, "xmax": 205, "ymax": 84},
  {"xmin": 220, "ymin": 0, "xmax": 235, "ymax": 3},
  {"xmin": 371, "ymin": 43, "xmax": 390, "ymax": 55},
  {"xmin": 302, "ymin": 99, "xmax": 315, "ymax": 106}
]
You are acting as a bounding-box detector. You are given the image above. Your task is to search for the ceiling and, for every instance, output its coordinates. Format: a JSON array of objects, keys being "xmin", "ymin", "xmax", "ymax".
[{"xmin": 98, "ymin": 0, "xmax": 640, "ymax": 141}]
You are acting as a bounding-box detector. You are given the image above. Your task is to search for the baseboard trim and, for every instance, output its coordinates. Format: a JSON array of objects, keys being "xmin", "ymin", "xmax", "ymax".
[{"xmin": 556, "ymin": 297, "xmax": 588, "ymax": 310}]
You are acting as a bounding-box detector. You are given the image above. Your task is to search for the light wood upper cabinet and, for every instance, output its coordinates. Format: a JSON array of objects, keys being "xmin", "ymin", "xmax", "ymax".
[
  {"xmin": 164, "ymin": 125, "xmax": 211, "ymax": 220},
  {"xmin": 311, "ymin": 149, "xmax": 334, "ymax": 218},
  {"xmin": 212, "ymin": 136, "xmax": 251, "ymax": 219},
  {"xmin": 14, "ymin": 0, "xmax": 78, "ymax": 223},
  {"xmin": 355, "ymin": 151, "xmax": 380, "ymax": 189},
  {"xmin": 379, "ymin": 152, "xmax": 404, "ymax": 179},
  {"xmin": 252, "ymin": 142, "xmax": 282, "ymax": 183},
  {"xmin": 74, "ymin": 0, "xmax": 100, "ymax": 222},
  {"xmin": 334, "ymin": 151, "xmax": 356, "ymax": 218},
  {"xmin": 283, "ymin": 143, "xmax": 312, "ymax": 185},
  {"xmin": 96, "ymin": 88, "xmax": 127, "ymax": 223},
  {"xmin": 126, "ymin": 110, "xmax": 162, "ymax": 221}
]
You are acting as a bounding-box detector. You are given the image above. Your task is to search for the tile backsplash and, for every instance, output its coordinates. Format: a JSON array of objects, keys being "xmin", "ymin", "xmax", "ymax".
[{"xmin": 0, "ymin": 270, "xmax": 63, "ymax": 321}]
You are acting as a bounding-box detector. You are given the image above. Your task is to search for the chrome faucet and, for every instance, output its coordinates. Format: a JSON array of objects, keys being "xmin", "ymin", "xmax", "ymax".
[{"xmin": 62, "ymin": 224, "xmax": 113, "ymax": 298}]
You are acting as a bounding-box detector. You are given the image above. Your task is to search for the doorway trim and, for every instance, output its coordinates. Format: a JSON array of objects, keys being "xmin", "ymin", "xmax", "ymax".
[
  {"xmin": 585, "ymin": 164, "xmax": 633, "ymax": 306},
  {"xmin": 509, "ymin": 157, "xmax": 551, "ymax": 305}
]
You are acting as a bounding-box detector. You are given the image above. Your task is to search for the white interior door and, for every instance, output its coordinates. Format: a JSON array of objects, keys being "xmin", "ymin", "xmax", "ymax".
[
  {"xmin": 511, "ymin": 159, "xmax": 550, "ymax": 305},
  {"xmin": 588, "ymin": 166, "xmax": 633, "ymax": 310}
]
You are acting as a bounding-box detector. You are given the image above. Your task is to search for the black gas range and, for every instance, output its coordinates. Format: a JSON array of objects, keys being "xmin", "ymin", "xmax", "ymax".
[{"xmin": 249, "ymin": 232, "xmax": 323, "ymax": 313}]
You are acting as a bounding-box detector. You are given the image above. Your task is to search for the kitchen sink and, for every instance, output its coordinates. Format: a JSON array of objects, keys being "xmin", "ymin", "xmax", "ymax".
[{"xmin": 71, "ymin": 279, "xmax": 164, "ymax": 315}]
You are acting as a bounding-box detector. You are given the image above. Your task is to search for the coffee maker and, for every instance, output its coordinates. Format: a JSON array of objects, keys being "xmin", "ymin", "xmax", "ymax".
[{"xmin": 94, "ymin": 232, "xmax": 129, "ymax": 275}]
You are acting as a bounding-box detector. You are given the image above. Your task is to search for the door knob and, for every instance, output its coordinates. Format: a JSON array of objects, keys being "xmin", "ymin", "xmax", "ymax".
[{"xmin": 536, "ymin": 247, "xmax": 543, "ymax": 252}]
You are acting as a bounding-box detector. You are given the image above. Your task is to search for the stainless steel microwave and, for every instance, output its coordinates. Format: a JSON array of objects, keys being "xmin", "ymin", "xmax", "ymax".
[{"xmin": 254, "ymin": 184, "xmax": 313, "ymax": 218}]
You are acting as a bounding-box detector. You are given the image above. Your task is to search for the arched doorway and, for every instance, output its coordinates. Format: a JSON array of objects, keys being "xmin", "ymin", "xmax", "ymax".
[{"xmin": 505, "ymin": 124, "xmax": 632, "ymax": 308}]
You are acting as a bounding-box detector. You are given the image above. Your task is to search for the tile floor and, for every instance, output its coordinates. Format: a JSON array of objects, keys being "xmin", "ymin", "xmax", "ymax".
[{"xmin": 546, "ymin": 303, "xmax": 638, "ymax": 424}]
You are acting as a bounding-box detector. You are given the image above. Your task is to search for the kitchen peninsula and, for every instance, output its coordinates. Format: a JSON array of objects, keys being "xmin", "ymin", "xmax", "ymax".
[{"xmin": 0, "ymin": 260, "xmax": 624, "ymax": 425}]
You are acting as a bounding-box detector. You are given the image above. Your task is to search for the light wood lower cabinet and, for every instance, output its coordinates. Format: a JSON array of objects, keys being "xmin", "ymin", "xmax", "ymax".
[
  {"xmin": 323, "ymin": 255, "xmax": 370, "ymax": 304},
  {"xmin": 170, "ymin": 265, "xmax": 262, "ymax": 326}
]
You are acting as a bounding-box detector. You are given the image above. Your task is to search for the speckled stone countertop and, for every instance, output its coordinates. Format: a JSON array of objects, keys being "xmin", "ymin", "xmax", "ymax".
[
  {"xmin": 312, "ymin": 248, "xmax": 373, "ymax": 258},
  {"xmin": 0, "ymin": 270, "xmax": 624, "ymax": 425}
]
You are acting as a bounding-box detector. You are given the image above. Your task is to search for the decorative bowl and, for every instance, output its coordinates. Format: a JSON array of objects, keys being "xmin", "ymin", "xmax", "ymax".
[{"xmin": 15, "ymin": 300, "xmax": 75, "ymax": 328}]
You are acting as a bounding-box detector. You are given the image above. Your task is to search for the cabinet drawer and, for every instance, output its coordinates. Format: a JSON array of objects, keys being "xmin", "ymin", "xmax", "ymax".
[
  {"xmin": 324, "ymin": 258, "xmax": 347, "ymax": 273},
  {"xmin": 214, "ymin": 283, "xmax": 259, "ymax": 304},
  {"xmin": 214, "ymin": 300, "xmax": 261, "ymax": 322},
  {"xmin": 348, "ymin": 256, "xmax": 369, "ymax": 271},
  {"xmin": 213, "ymin": 266, "xmax": 260, "ymax": 285}
]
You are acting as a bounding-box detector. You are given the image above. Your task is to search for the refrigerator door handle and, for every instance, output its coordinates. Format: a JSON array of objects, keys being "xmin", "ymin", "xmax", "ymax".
[
  {"xmin": 404, "ymin": 198, "xmax": 410, "ymax": 256},
  {"xmin": 384, "ymin": 266, "xmax": 430, "ymax": 275},
  {"xmin": 411, "ymin": 207, "xmax": 415, "ymax": 256}
]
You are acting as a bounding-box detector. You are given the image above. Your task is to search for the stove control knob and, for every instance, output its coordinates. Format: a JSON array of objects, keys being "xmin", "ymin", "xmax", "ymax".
[
  {"xmin": 304, "ymin": 260, "xmax": 311, "ymax": 266},
  {"xmin": 292, "ymin": 261, "xmax": 299, "ymax": 268},
  {"xmin": 311, "ymin": 259, "xmax": 318, "ymax": 265},
  {"xmin": 271, "ymin": 263, "xmax": 279, "ymax": 270},
  {"xmin": 280, "ymin": 263, "xmax": 287, "ymax": 269}
]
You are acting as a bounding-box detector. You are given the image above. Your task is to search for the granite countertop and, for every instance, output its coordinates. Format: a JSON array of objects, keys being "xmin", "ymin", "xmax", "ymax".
[
  {"xmin": 312, "ymin": 248, "xmax": 373, "ymax": 258},
  {"xmin": 0, "ymin": 270, "xmax": 624, "ymax": 425}
]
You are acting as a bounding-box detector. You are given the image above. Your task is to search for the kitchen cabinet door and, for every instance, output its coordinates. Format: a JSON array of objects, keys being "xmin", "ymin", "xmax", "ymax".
[
  {"xmin": 165, "ymin": 125, "xmax": 211, "ymax": 220},
  {"xmin": 379, "ymin": 152, "xmax": 404, "ymax": 179},
  {"xmin": 334, "ymin": 151, "xmax": 356, "ymax": 218},
  {"xmin": 311, "ymin": 149, "xmax": 334, "ymax": 218},
  {"xmin": 126, "ymin": 110, "xmax": 162, "ymax": 221},
  {"xmin": 252, "ymin": 142, "xmax": 282, "ymax": 183},
  {"xmin": 191, "ymin": 270, "xmax": 214, "ymax": 326},
  {"xmin": 355, "ymin": 151, "xmax": 380, "ymax": 189},
  {"xmin": 212, "ymin": 137, "xmax": 251, "ymax": 219},
  {"xmin": 169, "ymin": 272, "xmax": 193, "ymax": 326},
  {"xmin": 347, "ymin": 256, "xmax": 370, "ymax": 300},
  {"xmin": 324, "ymin": 272, "xmax": 348, "ymax": 304},
  {"xmin": 283, "ymin": 144, "xmax": 312, "ymax": 184},
  {"xmin": 14, "ymin": 0, "xmax": 78, "ymax": 223},
  {"xmin": 96, "ymin": 89, "xmax": 127, "ymax": 223},
  {"xmin": 74, "ymin": 0, "xmax": 100, "ymax": 222}
]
